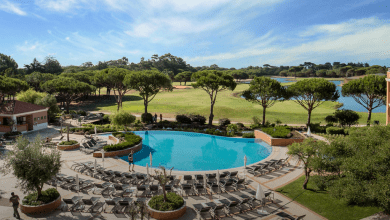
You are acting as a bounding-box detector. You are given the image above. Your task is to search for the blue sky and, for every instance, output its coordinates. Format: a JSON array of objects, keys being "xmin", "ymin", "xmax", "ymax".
[{"xmin": 1, "ymin": 0, "xmax": 389, "ymax": 68}]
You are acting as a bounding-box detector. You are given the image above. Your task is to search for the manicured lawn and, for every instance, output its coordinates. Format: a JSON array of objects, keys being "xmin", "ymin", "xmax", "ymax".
[
  {"xmin": 84, "ymin": 83, "xmax": 386, "ymax": 125},
  {"xmin": 276, "ymin": 175, "xmax": 383, "ymax": 220}
]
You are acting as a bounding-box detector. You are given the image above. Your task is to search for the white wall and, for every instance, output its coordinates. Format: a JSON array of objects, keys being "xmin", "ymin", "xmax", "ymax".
[{"xmin": 33, "ymin": 122, "xmax": 48, "ymax": 131}]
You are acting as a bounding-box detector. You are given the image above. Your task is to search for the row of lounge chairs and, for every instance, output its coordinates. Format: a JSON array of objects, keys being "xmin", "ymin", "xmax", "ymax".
[
  {"xmin": 80, "ymin": 138, "xmax": 107, "ymax": 154},
  {"xmin": 245, "ymin": 157, "xmax": 290, "ymax": 176},
  {"xmin": 193, "ymin": 187, "xmax": 275, "ymax": 219}
]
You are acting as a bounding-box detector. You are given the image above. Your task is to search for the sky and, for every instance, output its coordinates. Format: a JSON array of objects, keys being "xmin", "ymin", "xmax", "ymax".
[{"xmin": 1, "ymin": 0, "xmax": 390, "ymax": 69}]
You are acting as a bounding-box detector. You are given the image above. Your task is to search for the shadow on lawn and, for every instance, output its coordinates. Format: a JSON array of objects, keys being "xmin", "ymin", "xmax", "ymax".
[{"xmin": 69, "ymin": 95, "xmax": 143, "ymax": 111}]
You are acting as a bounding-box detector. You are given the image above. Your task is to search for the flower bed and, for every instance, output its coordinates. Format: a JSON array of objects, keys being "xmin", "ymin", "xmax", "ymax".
[
  {"xmin": 93, "ymin": 139, "xmax": 142, "ymax": 158},
  {"xmin": 103, "ymin": 132, "xmax": 142, "ymax": 152}
]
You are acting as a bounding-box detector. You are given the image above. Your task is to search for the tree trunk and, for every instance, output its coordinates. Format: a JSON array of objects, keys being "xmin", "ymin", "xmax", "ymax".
[
  {"xmin": 367, "ymin": 107, "xmax": 372, "ymax": 124},
  {"xmin": 67, "ymin": 126, "xmax": 70, "ymax": 142},
  {"xmin": 162, "ymin": 187, "xmax": 167, "ymax": 202},
  {"xmin": 307, "ymin": 108, "xmax": 312, "ymax": 128},
  {"xmin": 184, "ymin": 81, "xmax": 187, "ymax": 85},
  {"xmin": 144, "ymin": 97, "xmax": 148, "ymax": 114},
  {"xmin": 66, "ymin": 101, "xmax": 70, "ymax": 114},
  {"xmin": 262, "ymin": 106, "xmax": 266, "ymax": 126},
  {"xmin": 303, "ymin": 168, "xmax": 311, "ymax": 189},
  {"xmin": 209, "ymin": 103, "xmax": 214, "ymax": 126},
  {"xmin": 99, "ymin": 88, "xmax": 101, "ymax": 97},
  {"xmin": 37, "ymin": 187, "xmax": 42, "ymax": 199},
  {"xmin": 180, "ymin": 82, "xmax": 181, "ymax": 85}
]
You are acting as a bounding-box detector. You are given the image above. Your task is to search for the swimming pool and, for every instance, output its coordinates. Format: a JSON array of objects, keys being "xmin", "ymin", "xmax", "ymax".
[{"xmin": 101, "ymin": 131, "xmax": 272, "ymax": 171}]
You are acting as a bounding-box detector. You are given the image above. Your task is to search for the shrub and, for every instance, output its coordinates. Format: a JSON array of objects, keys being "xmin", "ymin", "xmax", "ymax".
[
  {"xmin": 59, "ymin": 140, "xmax": 78, "ymax": 145},
  {"xmin": 23, "ymin": 188, "xmax": 60, "ymax": 206},
  {"xmin": 102, "ymin": 115, "xmax": 110, "ymax": 123},
  {"xmin": 189, "ymin": 114, "xmax": 206, "ymax": 125},
  {"xmin": 262, "ymin": 127, "xmax": 291, "ymax": 138},
  {"xmin": 325, "ymin": 115, "xmax": 338, "ymax": 124},
  {"xmin": 103, "ymin": 133, "xmax": 142, "ymax": 152},
  {"xmin": 311, "ymin": 175, "xmax": 329, "ymax": 191},
  {"xmin": 334, "ymin": 109, "xmax": 360, "ymax": 127},
  {"xmin": 250, "ymin": 124, "xmax": 262, "ymax": 129},
  {"xmin": 252, "ymin": 116, "xmax": 261, "ymax": 125},
  {"xmin": 148, "ymin": 192, "xmax": 184, "ymax": 211},
  {"xmin": 227, "ymin": 124, "xmax": 238, "ymax": 135},
  {"xmin": 242, "ymin": 132, "xmax": 255, "ymax": 138},
  {"xmin": 176, "ymin": 114, "xmax": 192, "ymax": 124},
  {"xmin": 309, "ymin": 122, "xmax": 327, "ymax": 133},
  {"xmin": 236, "ymin": 123, "xmax": 245, "ymax": 129},
  {"xmin": 219, "ymin": 118, "xmax": 231, "ymax": 126},
  {"xmin": 141, "ymin": 113, "xmax": 153, "ymax": 123},
  {"xmin": 275, "ymin": 119, "xmax": 282, "ymax": 126},
  {"xmin": 77, "ymin": 110, "xmax": 87, "ymax": 116},
  {"xmin": 3, "ymin": 131, "xmax": 22, "ymax": 138},
  {"xmin": 326, "ymin": 127, "xmax": 345, "ymax": 135}
]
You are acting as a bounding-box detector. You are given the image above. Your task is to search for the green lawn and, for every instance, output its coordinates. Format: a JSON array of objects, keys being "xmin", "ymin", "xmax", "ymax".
[
  {"xmin": 276, "ymin": 176, "xmax": 383, "ymax": 220},
  {"xmin": 84, "ymin": 83, "xmax": 386, "ymax": 125}
]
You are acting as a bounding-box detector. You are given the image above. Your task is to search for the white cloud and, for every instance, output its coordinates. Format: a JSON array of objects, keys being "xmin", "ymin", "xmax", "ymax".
[
  {"xmin": 35, "ymin": 0, "xmax": 80, "ymax": 12},
  {"xmin": 65, "ymin": 37, "xmax": 70, "ymax": 40},
  {"xmin": 186, "ymin": 17, "xmax": 390, "ymax": 67},
  {"xmin": 48, "ymin": 30, "xmax": 52, "ymax": 34},
  {"xmin": 0, "ymin": 0, "xmax": 27, "ymax": 15}
]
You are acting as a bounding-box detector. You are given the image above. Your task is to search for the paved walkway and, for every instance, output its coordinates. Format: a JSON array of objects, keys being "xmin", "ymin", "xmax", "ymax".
[{"xmin": 0, "ymin": 126, "xmax": 383, "ymax": 220}]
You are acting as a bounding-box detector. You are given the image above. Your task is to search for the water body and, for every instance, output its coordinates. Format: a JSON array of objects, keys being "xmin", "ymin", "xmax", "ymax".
[{"xmin": 242, "ymin": 78, "xmax": 386, "ymax": 113}]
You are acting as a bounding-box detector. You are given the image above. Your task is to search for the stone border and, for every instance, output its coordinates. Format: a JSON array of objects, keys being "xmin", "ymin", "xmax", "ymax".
[
  {"xmin": 93, "ymin": 140, "xmax": 142, "ymax": 158},
  {"xmin": 20, "ymin": 196, "xmax": 61, "ymax": 215},
  {"xmin": 146, "ymin": 199, "xmax": 186, "ymax": 220},
  {"xmin": 254, "ymin": 129, "xmax": 304, "ymax": 146},
  {"xmin": 57, "ymin": 142, "xmax": 80, "ymax": 151}
]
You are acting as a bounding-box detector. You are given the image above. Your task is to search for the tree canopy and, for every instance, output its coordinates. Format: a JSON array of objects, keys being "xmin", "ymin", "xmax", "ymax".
[
  {"xmin": 124, "ymin": 70, "xmax": 173, "ymax": 114},
  {"xmin": 191, "ymin": 70, "xmax": 237, "ymax": 125},
  {"xmin": 94, "ymin": 68, "xmax": 131, "ymax": 111},
  {"xmin": 341, "ymin": 74, "xmax": 386, "ymax": 123},
  {"xmin": 0, "ymin": 136, "xmax": 62, "ymax": 199},
  {"xmin": 25, "ymin": 72, "xmax": 56, "ymax": 92},
  {"xmin": 0, "ymin": 53, "xmax": 18, "ymax": 75},
  {"xmin": 242, "ymin": 76, "xmax": 286, "ymax": 125},
  {"xmin": 41, "ymin": 77, "xmax": 95, "ymax": 113},
  {"xmin": 286, "ymin": 78, "xmax": 339, "ymax": 126}
]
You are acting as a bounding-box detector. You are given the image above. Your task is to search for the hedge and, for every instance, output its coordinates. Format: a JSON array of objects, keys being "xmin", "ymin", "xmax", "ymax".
[
  {"xmin": 103, "ymin": 132, "xmax": 142, "ymax": 152},
  {"xmin": 242, "ymin": 132, "xmax": 255, "ymax": 138},
  {"xmin": 326, "ymin": 127, "xmax": 345, "ymax": 135},
  {"xmin": 262, "ymin": 127, "xmax": 291, "ymax": 138},
  {"xmin": 148, "ymin": 192, "xmax": 184, "ymax": 211},
  {"xmin": 58, "ymin": 140, "xmax": 78, "ymax": 145},
  {"xmin": 176, "ymin": 114, "xmax": 192, "ymax": 124},
  {"xmin": 23, "ymin": 188, "xmax": 60, "ymax": 206}
]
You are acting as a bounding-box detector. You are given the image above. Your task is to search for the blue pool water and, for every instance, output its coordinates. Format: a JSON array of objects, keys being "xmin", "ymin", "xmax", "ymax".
[
  {"xmin": 243, "ymin": 78, "xmax": 386, "ymax": 113},
  {"xmin": 102, "ymin": 131, "xmax": 272, "ymax": 171}
]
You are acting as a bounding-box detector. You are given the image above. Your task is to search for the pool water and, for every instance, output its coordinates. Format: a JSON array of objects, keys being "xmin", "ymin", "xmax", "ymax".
[{"xmin": 103, "ymin": 131, "xmax": 272, "ymax": 171}]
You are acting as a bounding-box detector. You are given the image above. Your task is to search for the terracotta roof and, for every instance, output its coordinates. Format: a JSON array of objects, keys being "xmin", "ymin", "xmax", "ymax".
[{"xmin": 0, "ymin": 100, "xmax": 47, "ymax": 115}]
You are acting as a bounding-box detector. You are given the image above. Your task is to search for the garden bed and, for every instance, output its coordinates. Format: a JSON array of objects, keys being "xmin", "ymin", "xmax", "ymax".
[
  {"xmin": 147, "ymin": 193, "xmax": 186, "ymax": 220},
  {"xmin": 254, "ymin": 129, "xmax": 304, "ymax": 146},
  {"xmin": 93, "ymin": 140, "xmax": 142, "ymax": 158},
  {"xmin": 20, "ymin": 188, "xmax": 61, "ymax": 215},
  {"xmin": 57, "ymin": 140, "xmax": 80, "ymax": 151}
]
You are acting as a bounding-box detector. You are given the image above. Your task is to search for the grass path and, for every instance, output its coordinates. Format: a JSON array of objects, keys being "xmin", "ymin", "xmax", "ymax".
[{"xmin": 86, "ymin": 83, "xmax": 385, "ymax": 125}]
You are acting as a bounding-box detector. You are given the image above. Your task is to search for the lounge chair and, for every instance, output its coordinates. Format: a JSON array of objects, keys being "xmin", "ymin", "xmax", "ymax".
[
  {"xmin": 135, "ymin": 185, "xmax": 148, "ymax": 197},
  {"xmin": 183, "ymin": 175, "xmax": 194, "ymax": 184},
  {"xmin": 219, "ymin": 179, "xmax": 235, "ymax": 192},
  {"xmin": 180, "ymin": 183, "xmax": 195, "ymax": 196},
  {"xmin": 111, "ymin": 184, "xmax": 126, "ymax": 197},
  {"xmin": 193, "ymin": 183, "xmax": 207, "ymax": 195},
  {"xmin": 219, "ymin": 198, "xmax": 240, "ymax": 216},
  {"xmin": 207, "ymin": 202, "xmax": 226, "ymax": 219},
  {"xmin": 193, "ymin": 204, "xmax": 213, "ymax": 220},
  {"xmin": 206, "ymin": 181, "xmax": 220, "ymax": 194},
  {"xmin": 148, "ymin": 185, "xmax": 160, "ymax": 197},
  {"xmin": 206, "ymin": 173, "xmax": 217, "ymax": 183},
  {"xmin": 227, "ymin": 171, "xmax": 239, "ymax": 180},
  {"xmin": 232, "ymin": 178, "xmax": 246, "ymax": 191},
  {"xmin": 81, "ymin": 197, "xmax": 104, "ymax": 214}
]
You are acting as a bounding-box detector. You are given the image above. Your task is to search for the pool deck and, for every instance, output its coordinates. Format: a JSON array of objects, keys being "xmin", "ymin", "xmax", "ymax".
[{"xmin": 0, "ymin": 128, "xmax": 336, "ymax": 220}]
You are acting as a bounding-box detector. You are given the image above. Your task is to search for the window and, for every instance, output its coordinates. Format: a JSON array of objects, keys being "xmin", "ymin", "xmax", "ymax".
[
  {"xmin": 17, "ymin": 117, "xmax": 26, "ymax": 125},
  {"xmin": 44, "ymin": 116, "xmax": 46, "ymax": 119},
  {"xmin": 34, "ymin": 117, "xmax": 36, "ymax": 121},
  {"xmin": 41, "ymin": 116, "xmax": 43, "ymax": 120}
]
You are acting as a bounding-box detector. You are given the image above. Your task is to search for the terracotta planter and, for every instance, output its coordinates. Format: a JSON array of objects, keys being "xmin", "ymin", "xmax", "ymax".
[
  {"xmin": 57, "ymin": 142, "xmax": 80, "ymax": 151},
  {"xmin": 147, "ymin": 200, "xmax": 186, "ymax": 220},
  {"xmin": 20, "ymin": 196, "xmax": 61, "ymax": 215}
]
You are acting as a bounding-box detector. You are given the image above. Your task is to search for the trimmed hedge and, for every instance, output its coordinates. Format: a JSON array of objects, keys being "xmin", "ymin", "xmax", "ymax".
[
  {"xmin": 58, "ymin": 140, "xmax": 78, "ymax": 145},
  {"xmin": 326, "ymin": 127, "xmax": 345, "ymax": 135},
  {"xmin": 148, "ymin": 192, "xmax": 184, "ymax": 211},
  {"xmin": 23, "ymin": 188, "xmax": 60, "ymax": 206},
  {"xmin": 242, "ymin": 132, "xmax": 255, "ymax": 138},
  {"xmin": 262, "ymin": 127, "xmax": 291, "ymax": 138},
  {"xmin": 103, "ymin": 132, "xmax": 142, "ymax": 152},
  {"xmin": 189, "ymin": 114, "xmax": 206, "ymax": 125},
  {"xmin": 3, "ymin": 131, "xmax": 22, "ymax": 138}
]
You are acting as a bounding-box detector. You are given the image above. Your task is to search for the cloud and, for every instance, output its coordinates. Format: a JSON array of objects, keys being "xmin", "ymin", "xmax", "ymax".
[
  {"xmin": 0, "ymin": 0, "xmax": 27, "ymax": 15},
  {"xmin": 185, "ymin": 17, "xmax": 390, "ymax": 66},
  {"xmin": 35, "ymin": 0, "xmax": 81, "ymax": 12}
]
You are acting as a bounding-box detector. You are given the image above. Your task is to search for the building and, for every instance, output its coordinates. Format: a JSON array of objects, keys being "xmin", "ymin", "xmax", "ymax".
[
  {"xmin": 0, "ymin": 100, "xmax": 49, "ymax": 133},
  {"xmin": 387, "ymin": 68, "xmax": 390, "ymax": 125}
]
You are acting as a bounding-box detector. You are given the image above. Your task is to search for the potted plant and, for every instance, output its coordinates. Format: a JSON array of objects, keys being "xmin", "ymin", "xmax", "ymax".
[
  {"xmin": 147, "ymin": 166, "xmax": 186, "ymax": 220},
  {"xmin": 0, "ymin": 135, "xmax": 62, "ymax": 215}
]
